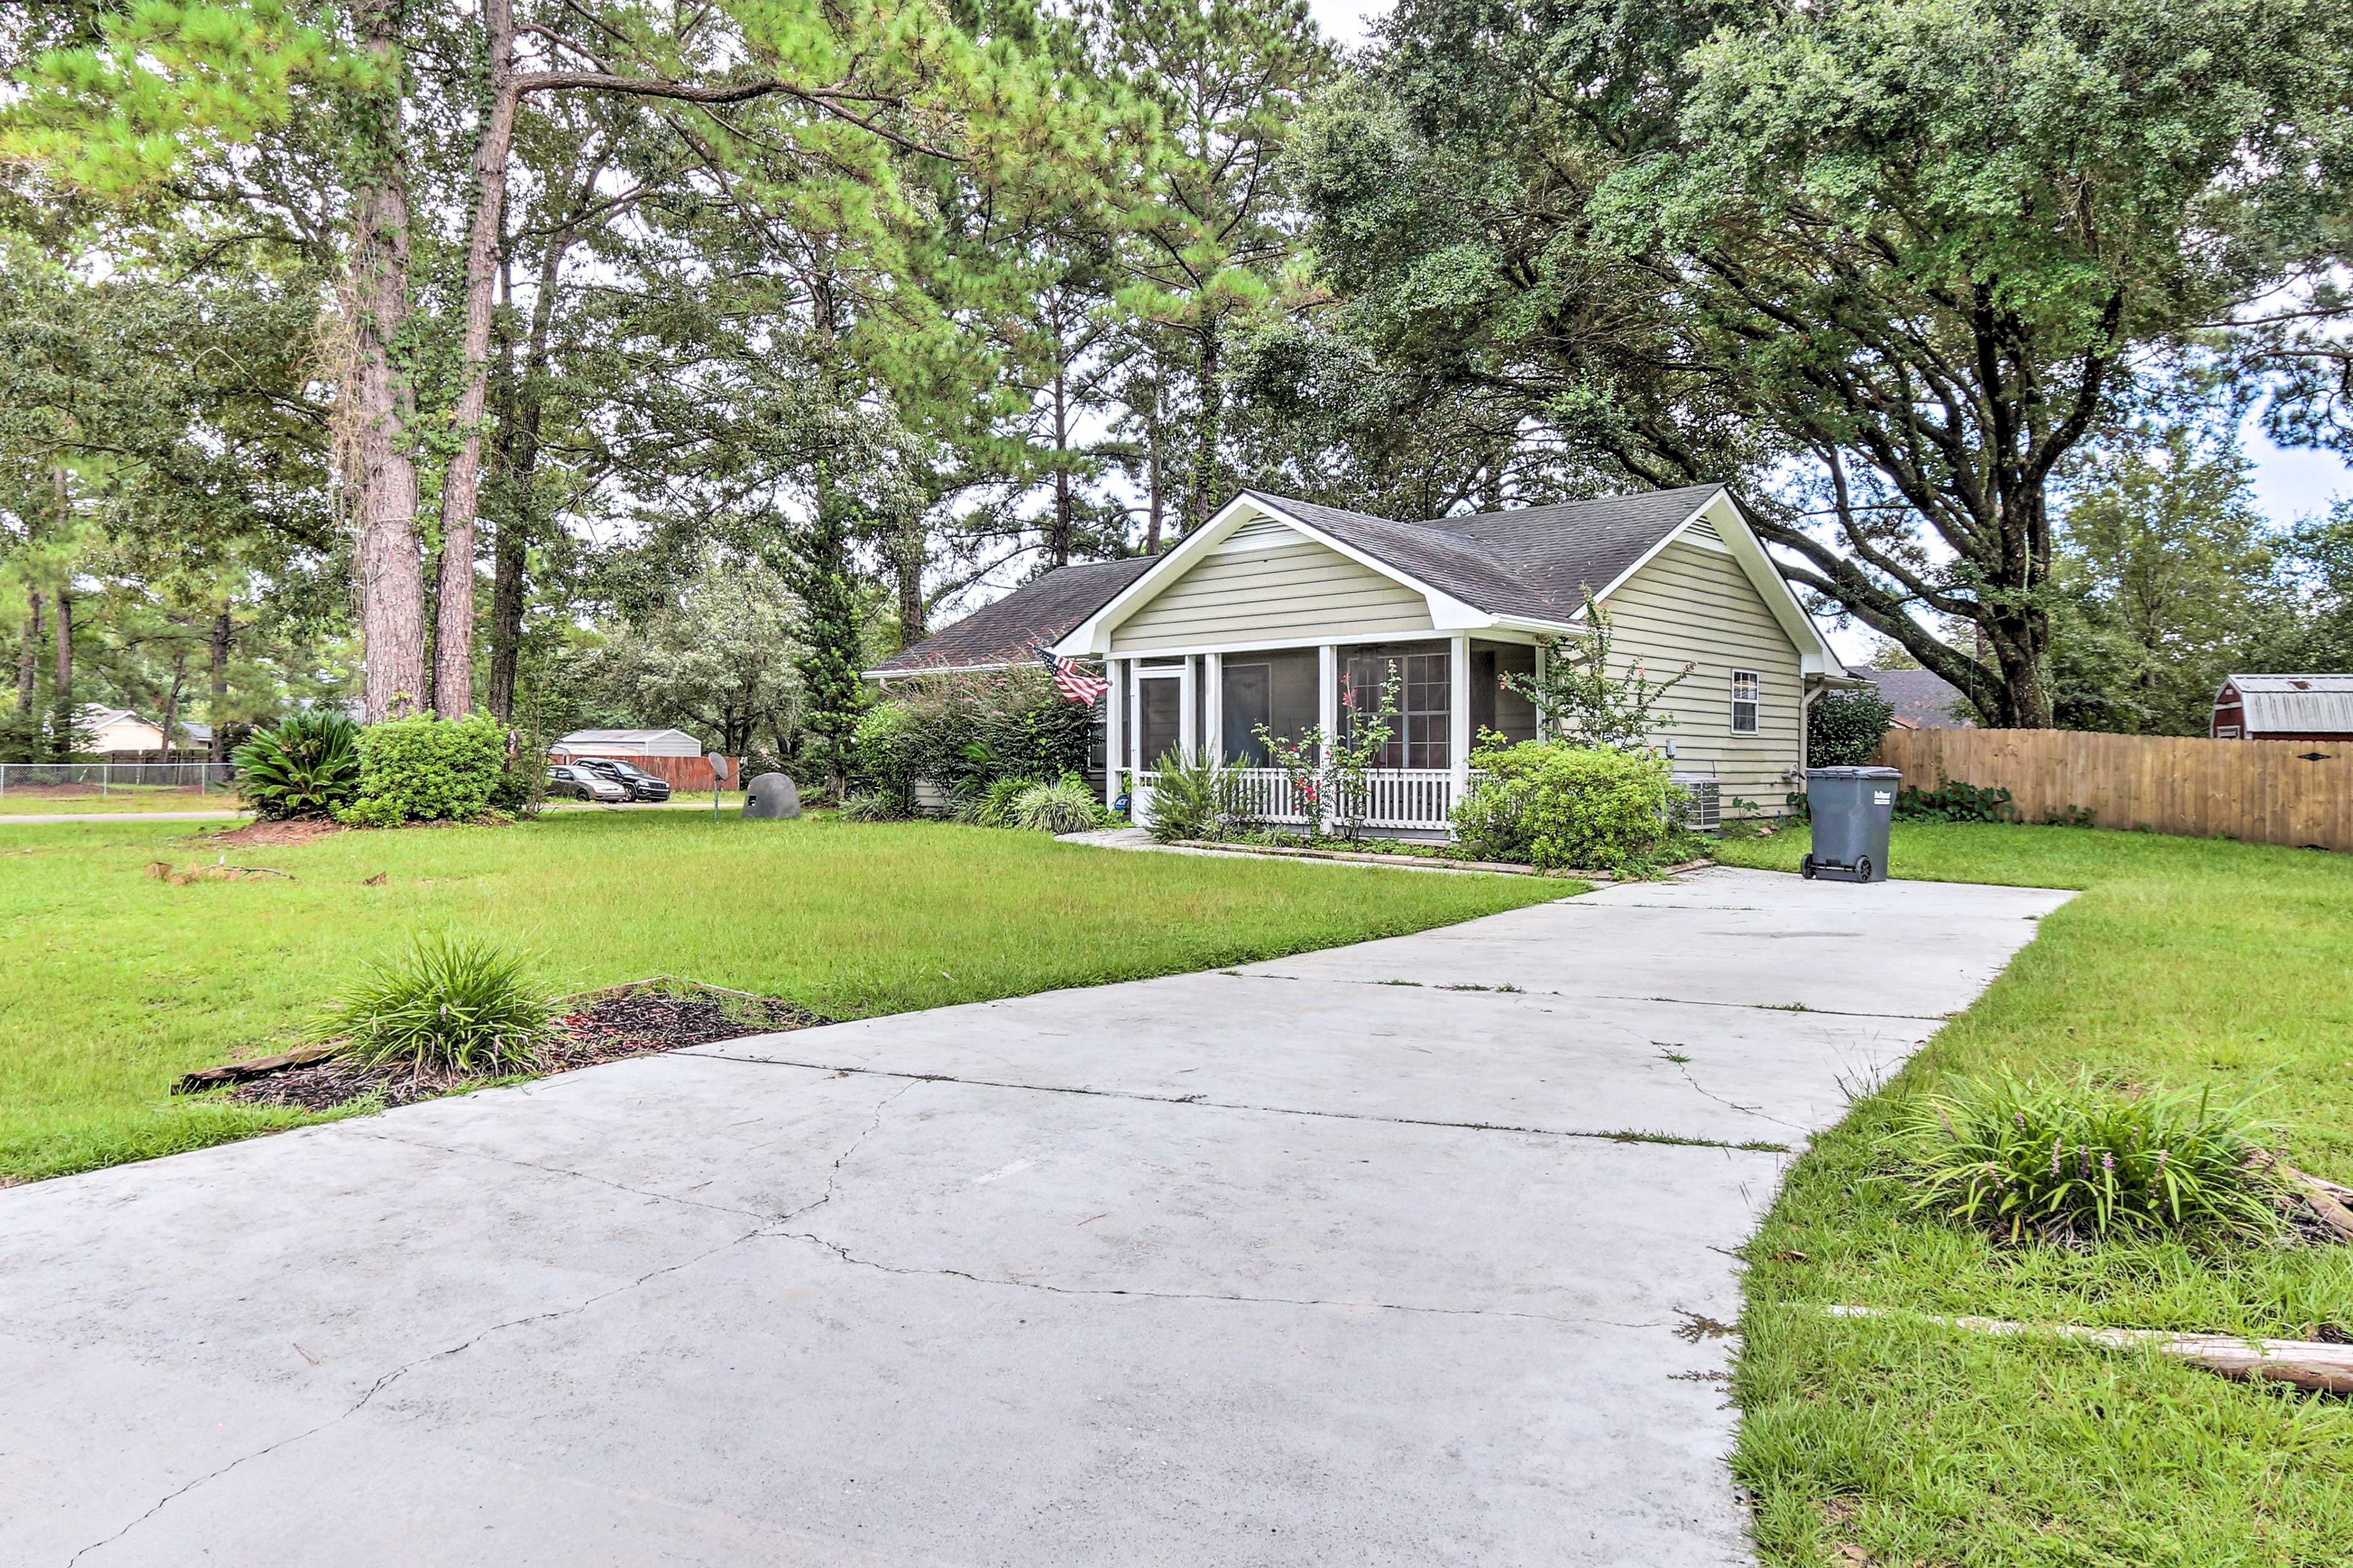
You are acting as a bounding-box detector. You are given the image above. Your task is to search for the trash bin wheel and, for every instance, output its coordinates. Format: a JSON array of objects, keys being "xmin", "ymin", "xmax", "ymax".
[
  {"xmin": 1855, "ymin": 855, "xmax": 1872, "ymax": 883},
  {"xmin": 1800, "ymin": 855, "xmax": 1817, "ymax": 880}
]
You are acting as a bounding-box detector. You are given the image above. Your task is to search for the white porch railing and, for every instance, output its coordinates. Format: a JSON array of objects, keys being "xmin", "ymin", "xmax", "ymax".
[{"xmin": 1133, "ymin": 767, "xmax": 1461, "ymax": 833}]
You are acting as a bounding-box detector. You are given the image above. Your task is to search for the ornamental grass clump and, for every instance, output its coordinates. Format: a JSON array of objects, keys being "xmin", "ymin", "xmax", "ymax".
[
  {"xmin": 311, "ymin": 934, "xmax": 559, "ymax": 1077},
  {"xmin": 1890, "ymin": 1071, "xmax": 2295, "ymax": 1248}
]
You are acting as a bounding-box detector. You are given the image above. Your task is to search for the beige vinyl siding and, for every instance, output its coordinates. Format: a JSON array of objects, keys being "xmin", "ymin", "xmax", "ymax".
[
  {"xmin": 1600, "ymin": 539, "xmax": 1803, "ymax": 810},
  {"xmin": 1110, "ymin": 534, "xmax": 1433, "ymax": 652}
]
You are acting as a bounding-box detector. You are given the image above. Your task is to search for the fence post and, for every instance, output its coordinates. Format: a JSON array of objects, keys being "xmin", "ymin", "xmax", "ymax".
[{"xmin": 102, "ymin": 762, "xmax": 110, "ymax": 798}]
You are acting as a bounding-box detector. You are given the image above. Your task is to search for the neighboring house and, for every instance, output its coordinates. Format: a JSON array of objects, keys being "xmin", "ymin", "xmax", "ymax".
[
  {"xmin": 75, "ymin": 706, "xmax": 214, "ymax": 757},
  {"xmin": 550, "ymin": 727, "xmax": 732, "ymax": 790},
  {"xmin": 2211, "ymin": 674, "xmax": 2353, "ymax": 741},
  {"xmin": 874, "ymin": 485, "xmax": 1847, "ymax": 831},
  {"xmin": 1859, "ymin": 668, "xmax": 1977, "ymax": 730}
]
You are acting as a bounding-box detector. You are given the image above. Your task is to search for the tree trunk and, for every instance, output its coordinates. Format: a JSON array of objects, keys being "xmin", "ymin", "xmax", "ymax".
[
  {"xmin": 489, "ymin": 224, "xmax": 577, "ymax": 722},
  {"xmin": 431, "ymin": 0, "xmax": 520, "ymax": 719},
  {"xmin": 208, "ymin": 610, "xmax": 231, "ymax": 763},
  {"xmin": 1145, "ymin": 381, "xmax": 1165, "ymax": 554},
  {"xmin": 1187, "ymin": 326, "xmax": 1221, "ymax": 536},
  {"xmin": 17, "ymin": 588, "xmax": 40, "ymax": 715},
  {"xmin": 891, "ymin": 507, "xmax": 926, "ymax": 650},
  {"xmin": 1050, "ymin": 359, "xmax": 1074, "ymax": 567},
  {"xmin": 350, "ymin": 0, "xmax": 427, "ymax": 722},
  {"xmin": 156, "ymin": 651, "xmax": 187, "ymax": 764},
  {"xmin": 51, "ymin": 588, "xmax": 71, "ymax": 712}
]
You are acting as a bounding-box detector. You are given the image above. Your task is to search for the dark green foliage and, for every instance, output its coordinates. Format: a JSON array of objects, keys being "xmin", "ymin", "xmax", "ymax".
[
  {"xmin": 232, "ymin": 711, "xmax": 362, "ymax": 820},
  {"xmin": 789, "ymin": 496, "xmax": 867, "ymax": 793},
  {"xmin": 1450, "ymin": 741, "xmax": 1674, "ymax": 873},
  {"xmin": 1893, "ymin": 779, "xmax": 2016, "ymax": 824},
  {"xmin": 311, "ymin": 933, "xmax": 558, "ymax": 1076},
  {"xmin": 485, "ymin": 767, "xmax": 540, "ymax": 817},
  {"xmin": 338, "ymin": 713, "xmax": 505, "ymax": 827},
  {"xmin": 837, "ymin": 789, "xmax": 910, "ymax": 822},
  {"xmin": 1806, "ymin": 688, "xmax": 1894, "ymax": 769},
  {"xmin": 1890, "ymin": 1072, "xmax": 2294, "ymax": 1246},
  {"xmin": 855, "ymin": 668, "xmax": 1094, "ymax": 809}
]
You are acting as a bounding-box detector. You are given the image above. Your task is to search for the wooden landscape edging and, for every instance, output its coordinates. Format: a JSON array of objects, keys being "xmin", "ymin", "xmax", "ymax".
[
  {"xmin": 1876, "ymin": 728, "xmax": 2352, "ymax": 852},
  {"xmin": 1824, "ymin": 1305, "xmax": 2353, "ymax": 1394}
]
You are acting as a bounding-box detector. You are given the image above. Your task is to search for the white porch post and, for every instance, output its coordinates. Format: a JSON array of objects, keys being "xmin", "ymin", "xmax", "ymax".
[
  {"xmin": 1178, "ymin": 656, "xmax": 1197, "ymax": 757},
  {"xmin": 1449, "ymin": 632, "xmax": 1472, "ymax": 811},
  {"xmin": 1316, "ymin": 643, "xmax": 1338, "ymax": 770},
  {"xmin": 1104, "ymin": 657, "xmax": 1125, "ymax": 809},
  {"xmin": 1202, "ymin": 651, "xmax": 1223, "ymax": 763}
]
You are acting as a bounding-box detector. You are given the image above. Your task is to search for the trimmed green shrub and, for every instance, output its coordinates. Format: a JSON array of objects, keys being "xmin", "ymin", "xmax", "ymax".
[
  {"xmin": 1890, "ymin": 1072, "xmax": 2294, "ymax": 1247},
  {"xmin": 311, "ymin": 933, "xmax": 558, "ymax": 1076},
  {"xmin": 1012, "ymin": 775, "xmax": 1102, "ymax": 835},
  {"xmin": 1806, "ymin": 686, "xmax": 1895, "ymax": 768},
  {"xmin": 233, "ymin": 711, "xmax": 362, "ymax": 820},
  {"xmin": 1450, "ymin": 741, "xmax": 1673, "ymax": 873},
  {"xmin": 337, "ymin": 713, "xmax": 505, "ymax": 826},
  {"xmin": 1894, "ymin": 778, "xmax": 2015, "ymax": 822}
]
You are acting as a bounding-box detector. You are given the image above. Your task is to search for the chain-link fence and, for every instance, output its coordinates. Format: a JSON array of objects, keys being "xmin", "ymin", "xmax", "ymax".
[{"xmin": 0, "ymin": 761, "xmax": 238, "ymax": 796}]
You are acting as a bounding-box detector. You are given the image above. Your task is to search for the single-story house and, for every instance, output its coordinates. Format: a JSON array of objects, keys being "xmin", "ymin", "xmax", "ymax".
[
  {"xmin": 1859, "ymin": 668, "xmax": 1977, "ymax": 730},
  {"xmin": 2211, "ymin": 674, "xmax": 2353, "ymax": 741},
  {"xmin": 873, "ymin": 485, "xmax": 1848, "ymax": 833},
  {"xmin": 77, "ymin": 706, "xmax": 214, "ymax": 757}
]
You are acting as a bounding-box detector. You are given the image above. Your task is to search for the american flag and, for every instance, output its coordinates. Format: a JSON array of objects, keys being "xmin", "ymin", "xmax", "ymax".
[{"xmin": 1034, "ymin": 644, "xmax": 1109, "ymax": 705}]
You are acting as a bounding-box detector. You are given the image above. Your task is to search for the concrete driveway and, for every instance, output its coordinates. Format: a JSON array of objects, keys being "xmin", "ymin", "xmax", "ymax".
[{"xmin": 0, "ymin": 867, "xmax": 2068, "ymax": 1566}]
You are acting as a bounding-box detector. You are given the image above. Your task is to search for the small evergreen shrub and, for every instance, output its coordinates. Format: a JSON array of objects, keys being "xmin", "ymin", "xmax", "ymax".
[
  {"xmin": 1890, "ymin": 1072, "xmax": 2295, "ymax": 1247},
  {"xmin": 1806, "ymin": 687, "xmax": 1895, "ymax": 768},
  {"xmin": 838, "ymin": 789, "xmax": 909, "ymax": 822},
  {"xmin": 1450, "ymin": 741, "xmax": 1673, "ymax": 872},
  {"xmin": 233, "ymin": 711, "xmax": 363, "ymax": 820},
  {"xmin": 311, "ymin": 933, "xmax": 558, "ymax": 1076},
  {"xmin": 1143, "ymin": 748, "xmax": 1248, "ymax": 842},
  {"xmin": 338, "ymin": 713, "xmax": 506, "ymax": 825},
  {"xmin": 1012, "ymin": 775, "xmax": 1102, "ymax": 834},
  {"xmin": 1894, "ymin": 778, "xmax": 2016, "ymax": 823}
]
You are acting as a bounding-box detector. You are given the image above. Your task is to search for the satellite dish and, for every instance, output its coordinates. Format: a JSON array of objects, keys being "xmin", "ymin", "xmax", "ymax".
[{"xmin": 705, "ymin": 752, "xmax": 729, "ymax": 784}]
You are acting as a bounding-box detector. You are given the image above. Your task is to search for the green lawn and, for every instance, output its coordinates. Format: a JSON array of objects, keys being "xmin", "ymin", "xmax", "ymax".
[
  {"xmin": 1715, "ymin": 824, "xmax": 2353, "ymax": 1567},
  {"xmin": 0, "ymin": 786, "xmax": 243, "ymax": 814},
  {"xmin": 0, "ymin": 812, "xmax": 1561, "ymax": 1184}
]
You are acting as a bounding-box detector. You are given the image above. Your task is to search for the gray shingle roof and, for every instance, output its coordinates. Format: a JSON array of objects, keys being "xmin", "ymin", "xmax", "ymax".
[
  {"xmin": 1243, "ymin": 484, "xmax": 1726, "ymax": 624},
  {"xmin": 1860, "ymin": 668, "xmax": 1976, "ymax": 729},
  {"xmin": 871, "ymin": 556, "xmax": 1157, "ymax": 675}
]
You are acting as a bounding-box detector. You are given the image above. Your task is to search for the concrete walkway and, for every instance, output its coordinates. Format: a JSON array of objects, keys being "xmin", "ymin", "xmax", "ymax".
[{"xmin": 0, "ymin": 868, "xmax": 2069, "ymax": 1567}]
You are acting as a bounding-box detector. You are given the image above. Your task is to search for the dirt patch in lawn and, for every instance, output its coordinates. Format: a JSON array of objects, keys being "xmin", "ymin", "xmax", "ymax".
[
  {"xmin": 219, "ymin": 982, "xmax": 826, "ymax": 1113},
  {"xmin": 200, "ymin": 817, "xmax": 345, "ymax": 848}
]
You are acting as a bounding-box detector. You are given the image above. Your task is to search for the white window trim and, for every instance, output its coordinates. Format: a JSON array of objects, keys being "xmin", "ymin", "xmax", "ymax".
[{"xmin": 1730, "ymin": 670, "xmax": 1762, "ymax": 737}]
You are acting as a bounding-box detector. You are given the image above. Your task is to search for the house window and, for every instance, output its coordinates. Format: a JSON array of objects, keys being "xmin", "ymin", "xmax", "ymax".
[
  {"xmin": 1344, "ymin": 650, "xmax": 1450, "ymax": 768},
  {"xmin": 1730, "ymin": 671, "xmax": 1760, "ymax": 736}
]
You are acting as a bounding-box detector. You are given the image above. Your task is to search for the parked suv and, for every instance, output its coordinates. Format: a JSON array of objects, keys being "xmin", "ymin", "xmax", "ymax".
[
  {"xmin": 569, "ymin": 757, "xmax": 673, "ymax": 802},
  {"xmin": 546, "ymin": 764, "xmax": 629, "ymax": 803}
]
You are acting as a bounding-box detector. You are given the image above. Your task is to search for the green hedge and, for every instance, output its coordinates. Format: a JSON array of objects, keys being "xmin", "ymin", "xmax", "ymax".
[
  {"xmin": 1450, "ymin": 741, "xmax": 1675, "ymax": 872},
  {"xmin": 338, "ymin": 713, "xmax": 506, "ymax": 827}
]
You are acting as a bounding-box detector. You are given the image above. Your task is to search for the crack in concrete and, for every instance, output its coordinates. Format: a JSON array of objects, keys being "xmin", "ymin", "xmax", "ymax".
[
  {"xmin": 676, "ymin": 1049, "xmax": 1788, "ymax": 1154},
  {"xmin": 349, "ymin": 1130, "xmax": 771, "ymax": 1221},
  {"xmin": 1653, "ymin": 1050, "xmax": 1811, "ymax": 1135},
  {"xmin": 775, "ymin": 1081, "xmax": 922, "ymax": 1224},
  {"xmin": 61, "ymin": 1225, "xmax": 770, "ymax": 1566},
  {"xmin": 1220, "ymin": 969, "xmax": 1950, "ymax": 1023},
  {"xmin": 774, "ymin": 1228, "xmax": 1667, "ymax": 1331}
]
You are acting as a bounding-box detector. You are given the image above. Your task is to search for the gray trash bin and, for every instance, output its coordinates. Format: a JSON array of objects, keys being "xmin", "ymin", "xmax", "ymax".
[{"xmin": 1802, "ymin": 766, "xmax": 1898, "ymax": 883}]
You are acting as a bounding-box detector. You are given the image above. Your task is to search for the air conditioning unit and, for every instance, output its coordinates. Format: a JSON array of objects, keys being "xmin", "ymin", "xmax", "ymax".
[{"xmin": 1669, "ymin": 771, "xmax": 1721, "ymax": 832}]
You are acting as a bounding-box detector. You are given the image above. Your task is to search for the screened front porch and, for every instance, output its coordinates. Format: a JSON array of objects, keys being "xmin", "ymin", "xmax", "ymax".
[{"xmin": 1108, "ymin": 636, "xmax": 1540, "ymax": 835}]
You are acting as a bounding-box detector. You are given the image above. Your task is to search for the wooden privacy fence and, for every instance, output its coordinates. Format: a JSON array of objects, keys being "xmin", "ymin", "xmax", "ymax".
[{"xmin": 1874, "ymin": 729, "xmax": 2353, "ymax": 852}]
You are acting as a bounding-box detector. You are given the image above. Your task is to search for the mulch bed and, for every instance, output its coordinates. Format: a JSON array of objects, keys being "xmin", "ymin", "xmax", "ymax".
[
  {"xmin": 218, "ymin": 983, "xmax": 827, "ymax": 1113},
  {"xmin": 200, "ymin": 818, "xmax": 347, "ymax": 847}
]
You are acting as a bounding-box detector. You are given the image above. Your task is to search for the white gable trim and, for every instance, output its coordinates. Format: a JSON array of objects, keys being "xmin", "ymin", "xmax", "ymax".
[
  {"xmin": 1590, "ymin": 490, "xmax": 1847, "ymax": 678},
  {"xmin": 1051, "ymin": 496, "xmax": 1498, "ymax": 656}
]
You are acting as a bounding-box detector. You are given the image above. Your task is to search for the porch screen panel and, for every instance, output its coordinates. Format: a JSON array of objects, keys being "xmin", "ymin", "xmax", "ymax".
[
  {"xmin": 1135, "ymin": 676, "xmax": 1181, "ymax": 768},
  {"xmin": 1469, "ymin": 643, "xmax": 1539, "ymax": 744},
  {"xmin": 1222, "ymin": 664, "xmax": 1272, "ymax": 763},
  {"xmin": 1344, "ymin": 650, "xmax": 1451, "ymax": 768}
]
